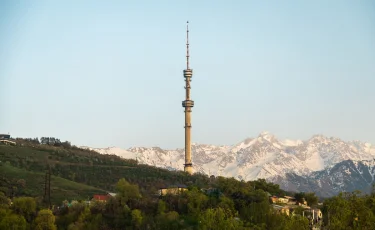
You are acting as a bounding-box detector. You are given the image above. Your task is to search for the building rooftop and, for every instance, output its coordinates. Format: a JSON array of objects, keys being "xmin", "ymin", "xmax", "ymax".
[
  {"xmin": 93, "ymin": 194, "xmax": 110, "ymax": 201},
  {"xmin": 107, "ymin": 192, "xmax": 117, "ymax": 197}
]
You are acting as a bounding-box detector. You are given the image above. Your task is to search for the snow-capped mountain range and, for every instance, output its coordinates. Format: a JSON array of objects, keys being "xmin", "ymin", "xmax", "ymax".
[
  {"xmin": 82, "ymin": 132, "xmax": 375, "ymax": 196},
  {"xmin": 270, "ymin": 159, "xmax": 375, "ymax": 197}
]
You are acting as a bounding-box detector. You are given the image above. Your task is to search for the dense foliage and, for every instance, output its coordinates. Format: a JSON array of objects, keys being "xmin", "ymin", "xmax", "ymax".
[
  {"xmin": 322, "ymin": 189, "xmax": 375, "ymax": 230},
  {"xmin": 0, "ymin": 178, "xmax": 311, "ymax": 230}
]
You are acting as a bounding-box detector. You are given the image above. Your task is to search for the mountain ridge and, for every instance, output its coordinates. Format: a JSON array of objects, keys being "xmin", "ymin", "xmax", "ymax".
[{"xmin": 82, "ymin": 132, "xmax": 375, "ymax": 196}]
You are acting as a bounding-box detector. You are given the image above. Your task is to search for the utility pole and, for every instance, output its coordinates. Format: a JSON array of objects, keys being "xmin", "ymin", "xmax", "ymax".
[
  {"xmin": 43, "ymin": 165, "xmax": 52, "ymax": 209},
  {"xmin": 48, "ymin": 166, "xmax": 51, "ymax": 209},
  {"xmin": 43, "ymin": 171, "xmax": 47, "ymax": 202}
]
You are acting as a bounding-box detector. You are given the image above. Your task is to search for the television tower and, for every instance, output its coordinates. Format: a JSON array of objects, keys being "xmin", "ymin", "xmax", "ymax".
[{"xmin": 182, "ymin": 21, "xmax": 194, "ymax": 174}]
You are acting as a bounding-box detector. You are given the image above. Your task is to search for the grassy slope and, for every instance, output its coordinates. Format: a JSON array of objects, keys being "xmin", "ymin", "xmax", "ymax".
[
  {"xmin": 0, "ymin": 163, "xmax": 104, "ymax": 204},
  {"xmin": 0, "ymin": 143, "xmax": 190, "ymax": 187},
  {"xmin": 0, "ymin": 144, "xmax": 190, "ymax": 203}
]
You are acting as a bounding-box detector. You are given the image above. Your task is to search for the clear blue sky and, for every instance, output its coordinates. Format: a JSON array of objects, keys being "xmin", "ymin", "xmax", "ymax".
[{"xmin": 1, "ymin": 0, "xmax": 374, "ymax": 149}]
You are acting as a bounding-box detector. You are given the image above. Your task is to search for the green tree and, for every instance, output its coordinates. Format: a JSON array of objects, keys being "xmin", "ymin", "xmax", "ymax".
[
  {"xmin": 12, "ymin": 197, "xmax": 36, "ymax": 222},
  {"xmin": 304, "ymin": 192, "xmax": 318, "ymax": 207},
  {"xmin": 0, "ymin": 208, "xmax": 9, "ymax": 222},
  {"xmin": 33, "ymin": 209, "xmax": 57, "ymax": 230},
  {"xmin": 0, "ymin": 213, "xmax": 27, "ymax": 230},
  {"xmin": 215, "ymin": 177, "xmax": 247, "ymax": 195},
  {"xmin": 105, "ymin": 197, "xmax": 131, "ymax": 228},
  {"xmin": 217, "ymin": 196, "xmax": 236, "ymax": 216},
  {"xmin": 323, "ymin": 191, "xmax": 375, "ymax": 229},
  {"xmin": 90, "ymin": 200, "xmax": 106, "ymax": 214},
  {"xmin": 294, "ymin": 192, "xmax": 305, "ymax": 204},
  {"xmin": 235, "ymin": 190, "xmax": 270, "ymax": 225},
  {"xmin": 186, "ymin": 187, "xmax": 208, "ymax": 219},
  {"xmin": 116, "ymin": 178, "xmax": 141, "ymax": 208},
  {"xmin": 86, "ymin": 214, "xmax": 104, "ymax": 230},
  {"xmin": 131, "ymin": 209, "xmax": 143, "ymax": 229},
  {"xmin": 157, "ymin": 200, "xmax": 167, "ymax": 214},
  {"xmin": 348, "ymin": 191, "xmax": 375, "ymax": 230},
  {"xmin": 265, "ymin": 211, "xmax": 288, "ymax": 230},
  {"xmin": 67, "ymin": 206, "xmax": 92, "ymax": 230},
  {"xmin": 324, "ymin": 193, "xmax": 352, "ymax": 230},
  {"xmin": 285, "ymin": 215, "xmax": 309, "ymax": 230},
  {"xmin": 156, "ymin": 211, "xmax": 181, "ymax": 230},
  {"xmin": 198, "ymin": 207, "xmax": 242, "ymax": 230},
  {"xmin": 0, "ymin": 192, "xmax": 10, "ymax": 208},
  {"xmin": 251, "ymin": 179, "xmax": 285, "ymax": 196}
]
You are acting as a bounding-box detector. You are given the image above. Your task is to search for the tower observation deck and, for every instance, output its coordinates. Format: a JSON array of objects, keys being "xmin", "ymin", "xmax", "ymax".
[{"xmin": 182, "ymin": 21, "xmax": 194, "ymax": 175}]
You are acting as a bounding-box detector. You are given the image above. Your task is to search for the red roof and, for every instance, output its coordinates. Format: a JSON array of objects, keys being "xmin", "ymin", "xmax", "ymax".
[{"xmin": 93, "ymin": 195, "xmax": 110, "ymax": 201}]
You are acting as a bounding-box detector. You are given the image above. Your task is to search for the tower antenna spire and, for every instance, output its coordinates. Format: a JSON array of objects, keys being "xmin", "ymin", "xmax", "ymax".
[
  {"xmin": 186, "ymin": 21, "xmax": 190, "ymax": 70},
  {"xmin": 182, "ymin": 20, "xmax": 194, "ymax": 175}
]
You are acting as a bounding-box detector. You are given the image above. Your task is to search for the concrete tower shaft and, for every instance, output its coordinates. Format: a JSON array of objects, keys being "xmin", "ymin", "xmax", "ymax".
[{"xmin": 182, "ymin": 21, "xmax": 194, "ymax": 175}]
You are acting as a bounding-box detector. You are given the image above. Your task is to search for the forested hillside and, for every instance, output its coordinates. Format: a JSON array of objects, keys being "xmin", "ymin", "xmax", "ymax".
[{"xmin": 2, "ymin": 138, "xmax": 375, "ymax": 229}]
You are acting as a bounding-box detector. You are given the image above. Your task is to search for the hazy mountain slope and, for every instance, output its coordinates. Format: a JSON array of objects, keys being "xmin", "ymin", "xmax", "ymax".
[{"xmin": 270, "ymin": 159, "xmax": 375, "ymax": 197}]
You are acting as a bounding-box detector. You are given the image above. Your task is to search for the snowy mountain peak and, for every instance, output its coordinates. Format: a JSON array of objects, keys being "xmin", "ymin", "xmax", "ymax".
[
  {"xmin": 309, "ymin": 134, "xmax": 329, "ymax": 142},
  {"xmin": 258, "ymin": 131, "xmax": 276, "ymax": 141},
  {"xmin": 259, "ymin": 131, "xmax": 271, "ymax": 136}
]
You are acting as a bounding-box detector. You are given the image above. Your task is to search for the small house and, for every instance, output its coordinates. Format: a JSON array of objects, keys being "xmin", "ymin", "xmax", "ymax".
[
  {"xmin": 272, "ymin": 204, "xmax": 290, "ymax": 216},
  {"xmin": 284, "ymin": 196, "xmax": 297, "ymax": 205},
  {"xmin": 107, "ymin": 192, "xmax": 117, "ymax": 197},
  {"xmin": 277, "ymin": 197, "xmax": 289, "ymax": 204},
  {"xmin": 159, "ymin": 184, "xmax": 188, "ymax": 196},
  {"xmin": 92, "ymin": 194, "xmax": 110, "ymax": 202},
  {"xmin": 270, "ymin": 196, "xmax": 279, "ymax": 203}
]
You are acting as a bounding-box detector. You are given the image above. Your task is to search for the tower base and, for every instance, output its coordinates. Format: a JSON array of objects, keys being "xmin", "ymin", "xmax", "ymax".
[{"xmin": 184, "ymin": 164, "xmax": 193, "ymax": 175}]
